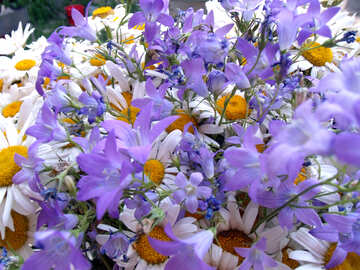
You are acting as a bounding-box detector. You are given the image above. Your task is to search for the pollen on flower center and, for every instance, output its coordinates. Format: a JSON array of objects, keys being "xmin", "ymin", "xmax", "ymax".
[
  {"xmin": 0, "ymin": 211, "xmax": 29, "ymax": 251},
  {"xmin": 294, "ymin": 167, "xmax": 308, "ymax": 185},
  {"xmin": 134, "ymin": 226, "xmax": 171, "ymax": 265},
  {"xmin": 2, "ymin": 101, "xmax": 23, "ymax": 118},
  {"xmin": 325, "ymin": 243, "xmax": 360, "ymax": 270},
  {"xmin": 0, "ymin": 79, "xmax": 3, "ymax": 92},
  {"xmin": 0, "ymin": 146, "xmax": 28, "ymax": 187},
  {"xmin": 15, "ymin": 59, "xmax": 36, "ymax": 71},
  {"xmin": 281, "ymin": 248, "xmax": 300, "ymax": 269},
  {"xmin": 117, "ymin": 106, "xmax": 141, "ymax": 125},
  {"xmin": 89, "ymin": 54, "xmax": 106, "ymax": 67},
  {"xmin": 301, "ymin": 42, "xmax": 333, "ymax": 67},
  {"xmin": 144, "ymin": 159, "xmax": 165, "ymax": 185},
  {"xmin": 166, "ymin": 109, "xmax": 197, "ymax": 134},
  {"xmin": 216, "ymin": 95, "xmax": 249, "ymax": 120},
  {"xmin": 216, "ymin": 229, "xmax": 252, "ymax": 264},
  {"xmin": 92, "ymin": 6, "xmax": 114, "ymax": 19}
]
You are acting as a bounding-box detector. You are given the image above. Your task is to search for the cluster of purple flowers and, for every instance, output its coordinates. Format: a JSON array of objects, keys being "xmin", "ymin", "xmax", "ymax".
[{"xmin": 2, "ymin": 0, "xmax": 360, "ymax": 269}]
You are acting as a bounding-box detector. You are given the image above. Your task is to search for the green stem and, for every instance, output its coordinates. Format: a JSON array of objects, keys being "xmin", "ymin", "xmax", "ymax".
[{"xmin": 251, "ymin": 174, "xmax": 338, "ymax": 233}]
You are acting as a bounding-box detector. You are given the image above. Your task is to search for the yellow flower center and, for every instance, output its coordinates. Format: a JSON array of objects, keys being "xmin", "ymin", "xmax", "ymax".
[
  {"xmin": 325, "ymin": 243, "xmax": 360, "ymax": 270},
  {"xmin": 14, "ymin": 59, "xmax": 36, "ymax": 71},
  {"xmin": 57, "ymin": 75, "xmax": 70, "ymax": 81},
  {"xmin": 0, "ymin": 79, "xmax": 3, "ymax": 92},
  {"xmin": 356, "ymin": 37, "xmax": 360, "ymax": 43},
  {"xmin": 166, "ymin": 110, "xmax": 197, "ymax": 134},
  {"xmin": 134, "ymin": 226, "xmax": 171, "ymax": 265},
  {"xmin": 216, "ymin": 229, "xmax": 252, "ymax": 264},
  {"xmin": 43, "ymin": 77, "xmax": 51, "ymax": 89},
  {"xmin": 117, "ymin": 106, "xmax": 141, "ymax": 125},
  {"xmin": 122, "ymin": 35, "xmax": 135, "ymax": 45},
  {"xmin": 294, "ymin": 167, "xmax": 308, "ymax": 185},
  {"xmin": 301, "ymin": 42, "xmax": 333, "ymax": 66},
  {"xmin": 2, "ymin": 101, "xmax": 23, "ymax": 118},
  {"xmin": 122, "ymin": 92, "xmax": 133, "ymax": 106},
  {"xmin": 144, "ymin": 159, "xmax": 165, "ymax": 185},
  {"xmin": 133, "ymin": 23, "xmax": 145, "ymax": 31},
  {"xmin": 0, "ymin": 211, "xmax": 29, "ymax": 251},
  {"xmin": 216, "ymin": 95, "xmax": 249, "ymax": 120},
  {"xmin": 255, "ymin": 144, "xmax": 266, "ymax": 153},
  {"xmin": 281, "ymin": 248, "xmax": 300, "ymax": 269},
  {"xmin": 92, "ymin": 6, "xmax": 114, "ymax": 19},
  {"xmin": 62, "ymin": 118, "xmax": 76, "ymax": 125},
  {"xmin": 89, "ymin": 54, "xmax": 106, "ymax": 67},
  {"xmin": 0, "ymin": 146, "xmax": 28, "ymax": 187}
]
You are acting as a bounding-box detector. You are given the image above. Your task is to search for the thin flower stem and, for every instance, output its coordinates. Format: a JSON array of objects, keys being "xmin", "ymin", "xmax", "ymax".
[
  {"xmin": 251, "ymin": 174, "xmax": 339, "ymax": 233},
  {"xmin": 219, "ymin": 87, "xmax": 237, "ymax": 126},
  {"xmin": 246, "ymin": 48, "xmax": 263, "ymax": 76}
]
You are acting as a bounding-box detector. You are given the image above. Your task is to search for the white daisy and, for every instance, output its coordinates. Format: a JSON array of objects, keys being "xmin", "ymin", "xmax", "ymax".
[
  {"xmin": 289, "ymin": 227, "xmax": 360, "ymax": 270},
  {"xmin": 204, "ymin": 194, "xmax": 290, "ymax": 270},
  {"xmin": 0, "ymin": 22, "xmax": 34, "ymax": 55},
  {"xmin": 0, "ymin": 49, "xmax": 41, "ymax": 84},
  {"xmin": 117, "ymin": 198, "xmax": 198, "ymax": 270},
  {"xmin": 0, "ymin": 211, "xmax": 37, "ymax": 259},
  {"xmin": 0, "ymin": 116, "xmax": 39, "ymax": 232}
]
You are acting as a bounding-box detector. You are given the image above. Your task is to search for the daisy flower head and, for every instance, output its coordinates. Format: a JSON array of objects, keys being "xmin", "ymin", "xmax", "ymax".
[
  {"xmin": 0, "ymin": 22, "xmax": 34, "ymax": 55},
  {"xmin": 0, "ymin": 212, "xmax": 37, "ymax": 259},
  {"xmin": 117, "ymin": 199, "xmax": 198, "ymax": 270},
  {"xmin": 290, "ymin": 227, "xmax": 360, "ymax": 270},
  {"xmin": 0, "ymin": 116, "xmax": 39, "ymax": 234},
  {"xmin": 0, "ymin": 49, "xmax": 41, "ymax": 84},
  {"xmin": 205, "ymin": 194, "xmax": 288, "ymax": 270}
]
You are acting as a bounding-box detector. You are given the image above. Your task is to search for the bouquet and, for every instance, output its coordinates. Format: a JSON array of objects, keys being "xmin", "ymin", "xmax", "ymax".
[{"xmin": 0, "ymin": 0, "xmax": 359, "ymax": 269}]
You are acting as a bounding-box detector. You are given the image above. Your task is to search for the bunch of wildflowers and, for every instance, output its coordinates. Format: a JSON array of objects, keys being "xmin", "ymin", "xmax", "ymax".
[{"xmin": 1, "ymin": 0, "xmax": 360, "ymax": 269}]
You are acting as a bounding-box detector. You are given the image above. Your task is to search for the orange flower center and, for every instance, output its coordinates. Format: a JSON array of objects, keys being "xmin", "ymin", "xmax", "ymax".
[{"xmin": 134, "ymin": 226, "xmax": 171, "ymax": 264}]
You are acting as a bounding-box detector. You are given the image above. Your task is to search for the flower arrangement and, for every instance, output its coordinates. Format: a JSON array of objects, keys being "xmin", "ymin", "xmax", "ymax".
[{"xmin": 0, "ymin": 0, "xmax": 360, "ymax": 269}]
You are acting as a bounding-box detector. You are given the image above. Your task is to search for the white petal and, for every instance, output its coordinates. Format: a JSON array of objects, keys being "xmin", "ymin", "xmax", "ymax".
[
  {"xmin": 290, "ymin": 228, "xmax": 328, "ymax": 256},
  {"xmin": 157, "ymin": 130, "xmax": 182, "ymax": 163},
  {"xmin": 289, "ymin": 250, "xmax": 324, "ymax": 264},
  {"xmin": 242, "ymin": 201, "xmax": 259, "ymax": 234}
]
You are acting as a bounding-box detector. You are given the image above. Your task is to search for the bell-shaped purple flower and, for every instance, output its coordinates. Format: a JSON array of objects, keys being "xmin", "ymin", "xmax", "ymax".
[
  {"xmin": 26, "ymin": 104, "xmax": 67, "ymax": 143},
  {"xmin": 148, "ymin": 223, "xmax": 215, "ymax": 270},
  {"xmin": 22, "ymin": 230, "xmax": 90, "ymax": 270},
  {"xmin": 235, "ymin": 238, "xmax": 277, "ymax": 270},
  {"xmin": 173, "ymin": 172, "xmax": 212, "ymax": 213}
]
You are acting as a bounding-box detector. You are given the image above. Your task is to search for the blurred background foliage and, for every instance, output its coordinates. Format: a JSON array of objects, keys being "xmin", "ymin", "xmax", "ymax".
[{"xmin": 0, "ymin": 0, "xmax": 138, "ymax": 38}]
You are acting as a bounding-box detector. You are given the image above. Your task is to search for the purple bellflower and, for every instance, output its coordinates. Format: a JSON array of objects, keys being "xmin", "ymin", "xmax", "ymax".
[
  {"xmin": 26, "ymin": 104, "xmax": 67, "ymax": 143},
  {"xmin": 223, "ymin": 125, "xmax": 264, "ymax": 199},
  {"xmin": 100, "ymin": 232, "xmax": 129, "ymax": 260},
  {"xmin": 310, "ymin": 212, "xmax": 360, "ymax": 268},
  {"xmin": 149, "ymin": 223, "xmax": 215, "ymax": 270},
  {"xmin": 37, "ymin": 197, "xmax": 78, "ymax": 231},
  {"xmin": 102, "ymin": 102, "xmax": 178, "ymax": 164},
  {"xmin": 173, "ymin": 172, "xmax": 212, "ymax": 213},
  {"xmin": 207, "ymin": 70, "xmax": 228, "ymax": 95},
  {"xmin": 297, "ymin": 0, "xmax": 340, "ymax": 45},
  {"xmin": 13, "ymin": 142, "xmax": 44, "ymax": 192},
  {"xmin": 132, "ymin": 78, "xmax": 173, "ymax": 121},
  {"xmin": 58, "ymin": 1, "xmax": 97, "ymax": 42},
  {"xmin": 236, "ymin": 38, "xmax": 279, "ymax": 80},
  {"xmin": 235, "ymin": 238, "xmax": 277, "ymax": 270},
  {"xmin": 35, "ymin": 31, "xmax": 70, "ymax": 96},
  {"xmin": 124, "ymin": 194, "xmax": 152, "ymax": 220},
  {"xmin": 128, "ymin": 0, "xmax": 174, "ymax": 42},
  {"xmin": 77, "ymin": 131, "xmax": 133, "ymax": 219},
  {"xmin": 22, "ymin": 230, "xmax": 90, "ymax": 270},
  {"xmin": 78, "ymin": 91, "xmax": 106, "ymax": 124},
  {"xmin": 257, "ymin": 179, "xmax": 322, "ymax": 229},
  {"xmin": 181, "ymin": 57, "xmax": 209, "ymax": 97}
]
